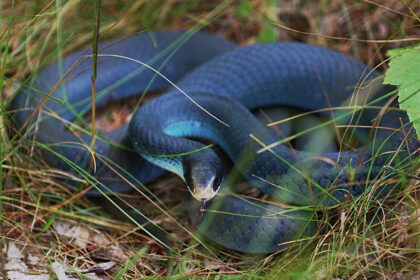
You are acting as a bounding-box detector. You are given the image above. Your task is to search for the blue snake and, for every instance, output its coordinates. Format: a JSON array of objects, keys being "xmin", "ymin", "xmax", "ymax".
[{"xmin": 10, "ymin": 30, "xmax": 418, "ymax": 254}]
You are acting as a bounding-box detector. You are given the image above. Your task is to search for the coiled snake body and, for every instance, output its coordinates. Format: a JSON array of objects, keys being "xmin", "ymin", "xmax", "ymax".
[{"xmin": 10, "ymin": 31, "xmax": 418, "ymax": 254}]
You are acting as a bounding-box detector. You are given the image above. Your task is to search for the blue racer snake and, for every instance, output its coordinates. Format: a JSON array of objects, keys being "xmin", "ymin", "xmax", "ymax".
[{"xmin": 10, "ymin": 30, "xmax": 418, "ymax": 254}]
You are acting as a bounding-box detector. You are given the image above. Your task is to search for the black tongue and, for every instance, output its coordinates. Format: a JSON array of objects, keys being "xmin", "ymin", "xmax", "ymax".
[
  {"xmin": 186, "ymin": 195, "xmax": 213, "ymax": 225},
  {"xmin": 197, "ymin": 199, "xmax": 207, "ymax": 223}
]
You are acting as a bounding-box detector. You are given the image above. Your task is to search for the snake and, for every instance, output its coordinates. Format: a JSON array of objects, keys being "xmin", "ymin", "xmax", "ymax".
[{"xmin": 9, "ymin": 30, "xmax": 418, "ymax": 254}]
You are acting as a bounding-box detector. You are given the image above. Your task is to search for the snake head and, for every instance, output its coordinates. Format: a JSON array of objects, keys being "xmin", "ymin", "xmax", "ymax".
[{"xmin": 184, "ymin": 157, "xmax": 224, "ymax": 201}]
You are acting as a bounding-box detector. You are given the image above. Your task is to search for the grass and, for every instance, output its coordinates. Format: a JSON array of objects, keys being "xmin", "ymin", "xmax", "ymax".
[{"xmin": 1, "ymin": 0, "xmax": 419, "ymax": 279}]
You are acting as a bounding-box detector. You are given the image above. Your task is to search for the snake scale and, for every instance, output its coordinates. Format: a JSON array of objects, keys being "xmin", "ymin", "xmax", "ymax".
[{"xmin": 10, "ymin": 30, "xmax": 418, "ymax": 254}]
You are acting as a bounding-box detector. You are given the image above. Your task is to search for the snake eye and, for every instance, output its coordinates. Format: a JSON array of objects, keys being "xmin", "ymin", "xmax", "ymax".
[{"xmin": 212, "ymin": 176, "xmax": 223, "ymax": 191}]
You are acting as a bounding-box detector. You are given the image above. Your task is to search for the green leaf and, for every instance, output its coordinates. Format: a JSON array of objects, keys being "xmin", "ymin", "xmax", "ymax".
[
  {"xmin": 41, "ymin": 215, "xmax": 57, "ymax": 233},
  {"xmin": 384, "ymin": 44, "xmax": 420, "ymax": 138},
  {"xmin": 236, "ymin": 0, "xmax": 253, "ymax": 19},
  {"xmin": 257, "ymin": 20, "xmax": 277, "ymax": 43}
]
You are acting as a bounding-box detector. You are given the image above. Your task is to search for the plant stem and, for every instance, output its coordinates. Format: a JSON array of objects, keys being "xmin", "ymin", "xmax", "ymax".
[{"xmin": 91, "ymin": 0, "xmax": 101, "ymax": 171}]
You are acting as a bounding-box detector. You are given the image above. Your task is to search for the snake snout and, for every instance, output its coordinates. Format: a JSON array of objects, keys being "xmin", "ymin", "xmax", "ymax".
[{"xmin": 184, "ymin": 160, "xmax": 224, "ymax": 201}]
